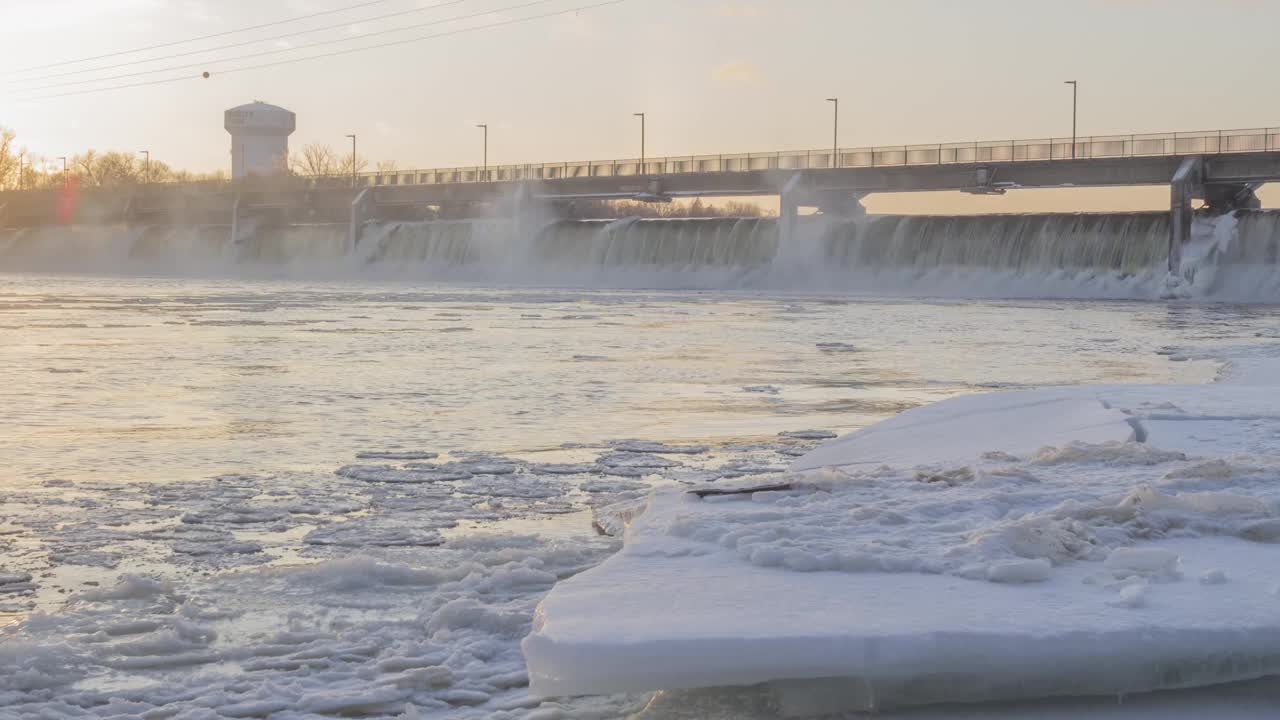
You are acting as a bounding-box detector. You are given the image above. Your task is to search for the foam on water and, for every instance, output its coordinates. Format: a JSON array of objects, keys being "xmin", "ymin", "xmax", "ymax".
[{"xmin": 3, "ymin": 211, "xmax": 1278, "ymax": 300}]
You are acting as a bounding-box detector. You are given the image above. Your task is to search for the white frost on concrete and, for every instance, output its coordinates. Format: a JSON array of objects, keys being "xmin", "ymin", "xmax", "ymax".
[{"xmin": 525, "ymin": 380, "xmax": 1280, "ymax": 711}]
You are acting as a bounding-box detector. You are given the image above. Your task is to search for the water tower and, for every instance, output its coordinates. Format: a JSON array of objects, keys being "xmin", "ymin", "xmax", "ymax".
[{"xmin": 224, "ymin": 101, "xmax": 296, "ymax": 179}]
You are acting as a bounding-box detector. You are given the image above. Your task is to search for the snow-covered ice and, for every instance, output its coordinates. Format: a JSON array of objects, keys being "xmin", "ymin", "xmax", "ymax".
[
  {"xmin": 525, "ymin": 377, "xmax": 1280, "ymax": 712},
  {"xmin": 791, "ymin": 391, "xmax": 1137, "ymax": 472}
]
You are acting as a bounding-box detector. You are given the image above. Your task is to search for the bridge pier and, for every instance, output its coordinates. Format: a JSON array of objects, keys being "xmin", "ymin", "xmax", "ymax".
[
  {"xmin": 1168, "ymin": 157, "xmax": 1202, "ymax": 278},
  {"xmin": 779, "ymin": 193, "xmax": 799, "ymax": 248},
  {"xmin": 512, "ymin": 184, "xmax": 533, "ymax": 242},
  {"xmin": 778, "ymin": 173, "xmax": 804, "ymax": 248},
  {"xmin": 122, "ymin": 194, "xmax": 137, "ymax": 226},
  {"xmin": 350, "ymin": 188, "xmax": 373, "ymax": 247},
  {"xmin": 230, "ymin": 194, "xmax": 243, "ymax": 244}
]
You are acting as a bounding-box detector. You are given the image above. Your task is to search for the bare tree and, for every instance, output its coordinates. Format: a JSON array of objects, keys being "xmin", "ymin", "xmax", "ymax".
[
  {"xmin": 376, "ymin": 159, "xmax": 399, "ymax": 174},
  {"xmin": 339, "ymin": 152, "xmax": 368, "ymax": 177},
  {"xmin": 575, "ymin": 197, "xmax": 773, "ymax": 219},
  {"xmin": 289, "ymin": 143, "xmax": 339, "ymax": 176},
  {"xmin": 0, "ymin": 128, "xmax": 18, "ymax": 190}
]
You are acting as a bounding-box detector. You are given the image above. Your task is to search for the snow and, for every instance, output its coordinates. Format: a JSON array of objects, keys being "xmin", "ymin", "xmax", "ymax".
[
  {"xmin": 985, "ymin": 558, "xmax": 1052, "ymax": 584},
  {"xmin": 791, "ymin": 392, "xmax": 1136, "ymax": 472},
  {"xmin": 524, "ymin": 378, "xmax": 1280, "ymax": 712},
  {"xmin": 1104, "ymin": 548, "xmax": 1181, "ymax": 579}
]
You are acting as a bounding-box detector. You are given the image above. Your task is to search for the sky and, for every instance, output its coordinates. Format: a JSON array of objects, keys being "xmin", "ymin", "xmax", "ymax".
[{"xmin": 2, "ymin": 0, "xmax": 1278, "ymax": 212}]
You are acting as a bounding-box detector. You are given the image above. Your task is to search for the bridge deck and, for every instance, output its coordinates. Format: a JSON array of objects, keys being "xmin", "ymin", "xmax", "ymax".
[
  {"xmin": 3, "ymin": 127, "xmax": 1280, "ymax": 228},
  {"xmin": 323, "ymin": 126, "xmax": 1280, "ymax": 190}
]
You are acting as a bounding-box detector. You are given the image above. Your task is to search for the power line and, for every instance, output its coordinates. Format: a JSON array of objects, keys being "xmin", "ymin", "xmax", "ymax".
[
  {"xmin": 4, "ymin": 0, "xmax": 395, "ymax": 76},
  {"xmin": 22, "ymin": 0, "xmax": 628, "ymax": 102},
  {"xmin": 9, "ymin": 0, "xmax": 476, "ymax": 87},
  {"xmin": 14, "ymin": 0, "xmax": 556, "ymax": 96}
]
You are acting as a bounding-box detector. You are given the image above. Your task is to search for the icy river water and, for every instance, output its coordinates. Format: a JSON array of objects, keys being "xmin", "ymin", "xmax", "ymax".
[{"xmin": 2, "ymin": 273, "xmax": 1278, "ymax": 719}]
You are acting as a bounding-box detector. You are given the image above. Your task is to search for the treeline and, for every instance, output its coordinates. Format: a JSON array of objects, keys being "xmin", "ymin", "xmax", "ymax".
[
  {"xmin": 0, "ymin": 127, "xmax": 229, "ymax": 191},
  {"xmin": 0, "ymin": 129, "xmax": 392, "ymax": 192},
  {"xmin": 289, "ymin": 142, "xmax": 394, "ymax": 177},
  {"xmin": 575, "ymin": 198, "xmax": 773, "ymax": 218},
  {"xmin": 0, "ymin": 130, "xmax": 773, "ymax": 218}
]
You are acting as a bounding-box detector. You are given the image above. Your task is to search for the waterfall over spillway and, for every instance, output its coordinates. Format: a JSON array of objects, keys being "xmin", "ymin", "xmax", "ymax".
[{"xmin": 2, "ymin": 211, "xmax": 1278, "ymax": 301}]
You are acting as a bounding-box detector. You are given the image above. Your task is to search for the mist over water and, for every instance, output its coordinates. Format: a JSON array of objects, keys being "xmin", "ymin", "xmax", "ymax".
[{"xmin": 2, "ymin": 210, "xmax": 1279, "ymax": 301}]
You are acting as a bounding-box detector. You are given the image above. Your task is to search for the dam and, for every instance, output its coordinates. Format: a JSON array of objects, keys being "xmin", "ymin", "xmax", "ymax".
[
  {"xmin": 3, "ymin": 126, "xmax": 1280, "ymax": 298},
  {"xmin": 3, "ymin": 210, "xmax": 1277, "ymax": 301}
]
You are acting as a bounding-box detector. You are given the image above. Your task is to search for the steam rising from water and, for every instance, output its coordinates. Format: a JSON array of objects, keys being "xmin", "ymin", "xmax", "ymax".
[{"xmin": 2, "ymin": 211, "xmax": 1278, "ymax": 301}]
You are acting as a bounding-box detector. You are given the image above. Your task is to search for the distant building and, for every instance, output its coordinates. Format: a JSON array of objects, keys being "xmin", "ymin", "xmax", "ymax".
[{"xmin": 224, "ymin": 102, "xmax": 296, "ymax": 179}]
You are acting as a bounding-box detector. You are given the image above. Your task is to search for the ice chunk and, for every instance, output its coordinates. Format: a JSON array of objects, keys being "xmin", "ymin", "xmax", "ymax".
[
  {"xmin": 779, "ymin": 430, "xmax": 837, "ymax": 440},
  {"xmin": 608, "ymin": 440, "xmax": 709, "ymax": 455},
  {"xmin": 336, "ymin": 464, "xmax": 470, "ymax": 484},
  {"xmin": 1105, "ymin": 548, "xmax": 1180, "ymax": 579},
  {"xmin": 1200, "ymin": 569, "xmax": 1228, "ymax": 585},
  {"xmin": 986, "ymin": 558, "xmax": 1052, "ymax": 584},
  {"xmin": 304, "ymin": 521, "xmax": 445, "ymax": 548},
  {"xmin": 529, "ymin": 463, "xmax": 598, "ymax": 475},
  {"xmin": 1032, "ymin": 442, "xmax": 1186, "ymax": 466},
  {"xmin": 356, "ymin": 451, "xmax": 439, "ymax": 460},
  {"xmin": 597, "ymin": 452, "xmax": 682, "ymax": 469},
  {"xmin": 527, "ymin": 385, "xmax": 1280, "ymax": 711},
  {"xmin": 1107, "ymin": 582, "xmax": 1149, "ymax": 609}
]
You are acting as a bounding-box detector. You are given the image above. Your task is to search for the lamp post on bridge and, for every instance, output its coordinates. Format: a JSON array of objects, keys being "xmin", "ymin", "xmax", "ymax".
[
  {"xmin": 826, "ymin": 97, "xmax": 839, "ymax": 168},
  {"xmin": 634, "ymin": 112, "xmax": 645, "ymax": 176},
  {"xmin": 345, "ymin": 134, "xmax": 357, "ymax": 189},
  {"xmin": 139, "ymin": 150, "xmax": 150, "ymax": 185},
  {"xmin": 1064, "ymin": 80, "xmax": 1078, "ymax": 159},
  {"xmin": 476, "ymin": 124, "xmax": 488, "ymax": 181},
  {"xmin": 57, "ymin": 156, "xmax": 67, "ymax": 186}
]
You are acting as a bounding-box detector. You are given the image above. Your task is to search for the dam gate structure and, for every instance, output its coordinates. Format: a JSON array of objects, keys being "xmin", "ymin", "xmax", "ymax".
[{"xmin": 3, "ymin": 126, "xmax": 1280, "ymax": 280}]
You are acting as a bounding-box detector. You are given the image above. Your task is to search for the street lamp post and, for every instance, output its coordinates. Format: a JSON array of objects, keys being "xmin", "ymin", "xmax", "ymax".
[
  {"xmin": 345, "ymin": 134, "xmax": 357, "ymax": 189},
  {"xmin": 139, "ymin": 150, "xmax": 150, "ymax": 184},
  {"xmin": 1064, "ymin": 80, "xmax": 1078, "ymax": 159},
  {"xmin": 476, "ymin": 124, "xmax": 488, "ymax": 181},
  {"xmin": 633, "ymin": 112, "xmax": 645, "ymax": 175},
  {"xmin": 826, "ymin": 98, "xmax": 839, "ymax": 168},
  {"xmin": 57, "ymin": 156, "xmax": 67, "ymax": 186}
]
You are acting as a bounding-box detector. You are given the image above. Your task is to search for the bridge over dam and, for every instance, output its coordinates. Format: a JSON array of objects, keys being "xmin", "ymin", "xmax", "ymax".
[{"xmin": 3, "ymin": 126, "xmax": 1280, "ymax": 278}]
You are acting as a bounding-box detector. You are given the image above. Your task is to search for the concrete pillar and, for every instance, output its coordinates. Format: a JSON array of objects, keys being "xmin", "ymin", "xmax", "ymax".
[
  {"xmin": 779, "ymin": 192, "xmax": 799, "ymax": 248},
  {"xmin": 778, "ymin": 172, "xmax": 804, "ymax": 248},
  {"xmin": 349, "ymin": 188, "xmax": 372, "ymax": 247},
  {"xmin": 512, "ymin": 183, "xmax": 530, "ymax": 243},
  {"xmin": 230, "ymin": 194, "xmax": 242, "ymax": 244},
  {"xmin": 1168, "ymin": 157, "xmax": 1201, "ymax": 277},
  {"xmin": 1169, "ymin": 181, "xmax": 1191, "ymax": 277}
]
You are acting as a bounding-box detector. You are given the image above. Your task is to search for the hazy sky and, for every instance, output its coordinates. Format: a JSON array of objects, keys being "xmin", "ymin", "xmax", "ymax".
[{"xmin": 3, "ymin": 0, "xmax": 1278, "ymax": 211}]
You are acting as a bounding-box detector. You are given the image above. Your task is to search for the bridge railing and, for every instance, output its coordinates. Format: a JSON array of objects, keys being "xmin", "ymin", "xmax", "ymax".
[
  {"xmin": 16, "ymin": 127, "xmax": 1273, "ymax": 195},
  {"xmin": 318, "ymin": 126, "xmax": 1277, "ymax": 190}
]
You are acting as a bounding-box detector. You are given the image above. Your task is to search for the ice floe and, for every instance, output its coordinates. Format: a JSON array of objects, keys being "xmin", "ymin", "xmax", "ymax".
[{"xmin": 525, "ymin": 381, "xmax": 1280, "ymax": 712}]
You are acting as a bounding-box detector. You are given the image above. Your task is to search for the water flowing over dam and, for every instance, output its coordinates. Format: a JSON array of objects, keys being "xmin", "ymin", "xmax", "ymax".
[{"xmin": 2, "ymin": 211, "xmax": 1278, "ymax": 300}]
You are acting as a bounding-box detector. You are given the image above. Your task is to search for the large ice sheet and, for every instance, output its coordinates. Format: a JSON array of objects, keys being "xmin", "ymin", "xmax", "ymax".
[
  {"xmin": 791, "ymin": 390, "xmax": 1134, "ymax": 472},
  {"xmin": 524, "ymin": 384, "xmax": 1280, "ymax": 712}
]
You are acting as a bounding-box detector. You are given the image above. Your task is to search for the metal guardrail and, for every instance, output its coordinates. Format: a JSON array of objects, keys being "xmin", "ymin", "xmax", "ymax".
[
  {"xmin": 309, "ymin": 126, "xmax": 1280, "ymax": 191},
  {"xmin": 14, "ymin": 127, "xmax": 1272, "ymax": 194}
]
